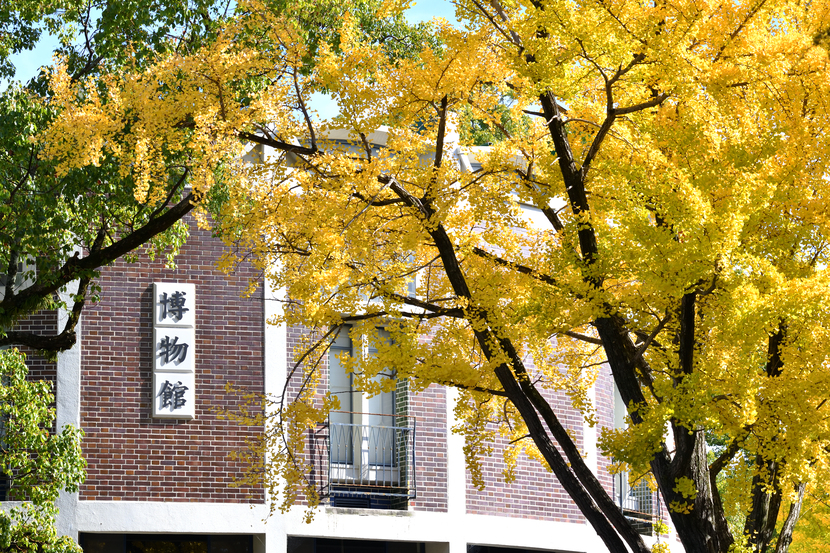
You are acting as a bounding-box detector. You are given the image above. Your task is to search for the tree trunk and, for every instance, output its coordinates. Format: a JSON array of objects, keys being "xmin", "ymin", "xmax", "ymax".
[
  {"xmin": 745, "ymin": 458, "xmax": 782, "ymax": 553},
  {"xmin": 774, "ymin": 483, "xmax": 806, "ymax": 553},
  {"xmin": 594, "ymin": 315, "xmax": 734, "ymax": 553}
]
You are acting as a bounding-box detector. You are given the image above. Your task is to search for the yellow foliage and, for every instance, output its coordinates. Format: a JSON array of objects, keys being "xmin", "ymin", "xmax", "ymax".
[{"xmin": 43, "ymin": 0, "xmax": 830, "ymax": 546}]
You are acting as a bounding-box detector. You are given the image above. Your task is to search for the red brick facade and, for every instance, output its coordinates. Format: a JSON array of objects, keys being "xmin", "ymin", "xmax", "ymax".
[
  {"xmin": 79, "ymin": 220, "xmax": 265, "ymax": 502},
  {"xmin": 67, "ymin": 215, "xmax": 623, "ymax": 525},
  {"xmin": 464, "ymin": 389, "xmax": 589, "ymax": 522},
  {"xmin": 17, "ymin": 310, "xmax": 58, "ymax": 388},
  {"xmin": 408, "ymin": 384, "xmax": 448, "ymax": 512}
]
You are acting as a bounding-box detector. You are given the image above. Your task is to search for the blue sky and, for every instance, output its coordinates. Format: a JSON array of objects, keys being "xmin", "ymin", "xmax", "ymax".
[
  {"xmin": 314, "ymin": 0, "xmax": 458, "ymax": 119},
  {"xmin": 3, "ymin": 0, "xmax": 457, "ymax": 91}
]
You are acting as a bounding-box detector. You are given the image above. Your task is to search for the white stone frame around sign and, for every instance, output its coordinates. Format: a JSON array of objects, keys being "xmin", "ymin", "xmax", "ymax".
[
  {"xmin": 153, "ymin": 371, "xmax": 196, "ymax": 419},
  {"xmin": 153, "ymin": 282, "xmax": 196, "ymax": 328},
  {"xmin": 153, "ymin": 327, "xmax": 196, "ymax": 373}
]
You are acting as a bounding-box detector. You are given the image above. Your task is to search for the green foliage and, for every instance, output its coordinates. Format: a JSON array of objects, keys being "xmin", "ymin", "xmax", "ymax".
[
  {"xmin": 0, "ymin": 83, "xmax": 191, "ymax": 331},
  {"xmin": 0, "ymin": 0, "xmax": 434, "ymax": 353},
  {"xmin": 0, "ymin": 0, "xmax": 81, "ymax": 79},
  {"xmin": 459, "ymin": 92, "xmax": 529, "ymax": 146},
  {"xmin": 254, "ymin": 0, "xmax": 438, "ymax": 68},
  {"xmin": 0, "ymin": 349, "xmax": 85, "ymax": 553},
  {"xmin": 1, "ymin": 0, "xmax": 235, "ymax": 85}
]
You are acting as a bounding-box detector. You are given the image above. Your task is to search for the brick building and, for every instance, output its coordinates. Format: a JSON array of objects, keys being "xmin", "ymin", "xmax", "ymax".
[{"xmin": 17, "ymin": 135, "xmax": 671, "ymax": 553}]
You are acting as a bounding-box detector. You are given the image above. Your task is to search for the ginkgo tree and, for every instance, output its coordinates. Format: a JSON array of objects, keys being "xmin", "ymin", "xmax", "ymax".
[
  {"xmin": 44, "ymin": 0, "xmax": 830, "ymax": 551},
  {"xmin": 1, "ymin": 0, "xmax": 430, "ymax": 550},
  {"xmin": 0, "ymin": 0, "xmax": 431, "ymax": 353}
]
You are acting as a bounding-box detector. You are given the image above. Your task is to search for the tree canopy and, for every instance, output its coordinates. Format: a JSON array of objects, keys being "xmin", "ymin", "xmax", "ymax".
[
  {"xmin": 44, "ymin": 0, "xmax": 830, "ymax": 552},
  {"xmin": 0, "ymin": 0, "xmax": 431, "ymax": 353},
  {"xmin": 0, "ymin": 0, "xmax": 431, "ymax": 550}
]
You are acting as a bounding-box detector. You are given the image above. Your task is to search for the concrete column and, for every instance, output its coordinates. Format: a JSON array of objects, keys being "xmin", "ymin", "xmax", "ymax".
[
  {"xmin": 263, "ymin": 273, "xmax": 287, "ymax": 553},
  {"xmin": 55, "ymin": 280, "xmax": 82, "ymax": 540},
  {"xmin": 445, "ymin": 387, "xmax": 467, "ymax": 553}
]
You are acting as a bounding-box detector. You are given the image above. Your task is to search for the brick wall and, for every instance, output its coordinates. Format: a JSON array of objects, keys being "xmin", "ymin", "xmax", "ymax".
[
  {"xmin": 285, "ymin": 323, "xmax": 329, "ymax": 504},
  {"xmin": 80, "ymin": 220, "xmax": 265, "ymax": 502},
  {"xmin": 16, "ymin": 310, "xmax": 58, "ymax": 388},
  {"xmin": 465, "ymin": 358, "xmax": 588, "ymax": 523},
  {"xmin": 408, "ymin": 384, "xmax": 447, "ymax": 512}
]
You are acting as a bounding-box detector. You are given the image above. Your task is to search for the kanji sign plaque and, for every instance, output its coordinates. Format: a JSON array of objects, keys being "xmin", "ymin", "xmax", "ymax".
[{"xmin": 152, "ymin": 282, "xmax": 196, "ymax": 419}]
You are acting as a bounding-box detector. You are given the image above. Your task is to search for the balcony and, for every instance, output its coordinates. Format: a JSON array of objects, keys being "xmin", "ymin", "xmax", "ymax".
[
  {"xmin": 613, "ymin": 472, "xmax": 654, "ymax": 535},
  {"xmin": 312, "ymin": 413, "xmax": 416, "ymax": 509}
]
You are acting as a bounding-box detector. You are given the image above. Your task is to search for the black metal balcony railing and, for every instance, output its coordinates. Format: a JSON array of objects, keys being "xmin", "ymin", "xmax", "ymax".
[
  {"xmin": 613, "ymin": 472, "xmax": 654, "ymax": 535},
  {"xmin": 313, "ymin": 413, "xmax": 416, "ymax": 508}
]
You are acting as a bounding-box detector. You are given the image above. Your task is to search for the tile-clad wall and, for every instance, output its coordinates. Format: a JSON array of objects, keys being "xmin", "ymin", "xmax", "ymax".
[
  {"xmin": 464, "ymin": 374, "xmax": 588, "ymax": 522},
  {"xmin": 80, "ymin": 220, "xmax": 265, "ymax": 502},
  {"xmin": 16, "ymin": 309, "xmax": 58, "ymax": 386}
]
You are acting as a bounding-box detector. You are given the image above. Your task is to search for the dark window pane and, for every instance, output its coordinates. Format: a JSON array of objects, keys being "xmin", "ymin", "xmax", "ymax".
[
  {"xmin": 287, "ymin": 537, "xmax": 314, "ymax": 553},
  {"xmin": 127, "ymin": 537, "xmax": 207, "ymax": 553},
  {"xmin": 210, "ymin": 535, "xmax": 252, "ymax": 553},
  {"xmin": 80, "ymin": 534, "xmax": 126, "ymax": 553}
]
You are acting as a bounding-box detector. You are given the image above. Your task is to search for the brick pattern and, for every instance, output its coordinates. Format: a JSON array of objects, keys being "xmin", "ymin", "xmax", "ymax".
[
  {"xmin": 4, "ymin": 311, "xmax": 60, "ymax": 500},
  {"xmin": 286, "ymin": 323, "xmax": 329, "ymax": 504},
  {"xmin": 408, "ymin": 384, "xmax": 447, "ymax": 512},
  {"xmin": 79, "ymin": 221, "xmax": 265, "ymax": 502},
  {"xmin": 465, "ymin": 378, "xmax": 587, "ymax": 522},
  {"xmin": 16, "ymin": 310, "xmax": 58, "ymax": 388}
]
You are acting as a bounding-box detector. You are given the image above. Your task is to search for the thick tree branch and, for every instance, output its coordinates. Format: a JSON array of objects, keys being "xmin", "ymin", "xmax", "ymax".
[
  {"xmin": 1, "ymin": 193, "xmax": 196, "ymax": 351},
  {"xmin": 744, "ymin": 456, "xmax": 782, "ymax": 553},
  {"xmin": 710, "ymin": 439, "xmax": 741, "ymax": 478},
  {"xmin": 631, "ymin": 314, "xmax": 670, "ymax": 365},
  {"xmin": 471, "ymin": 246, "xmax": 557, "ymax": 286},
  {"xmin": 239, "ymin": 132, "xmax": 318, "ymax": 156},
  {"xmin": 393, "ymin": 171, "xmax": 647, "ymax": 551},
  {"xmin": 540, "ymin": 92, "xmax": 596, "ymax": 269},
  {"xmin": 562, "ymin": 330, "xmax": 603, "ymax": 345},
  {"xmin": 678, "ymin": 292, "xmax": 697, "ymax": 375},
  {"xmin": 502, "ymin": 336, "xmax": 650, "ymax": 553},
  {"xmin": 614, "ymin": 93, "xmax": 670, "ymax": 115},
  {"xmin": 581, "ymin": 116, "xmax": 616, "ymax": 178},
  {"xmin": 774, "ymin": 483, "xmax": 806, "ymax": 553},
  {"xmin": 5, "ymin": 250, "xmax": 19, "ymax": 300},
  {"xmin": 766, "ymin": 323, "xmax": 787, "ymax": 377}
]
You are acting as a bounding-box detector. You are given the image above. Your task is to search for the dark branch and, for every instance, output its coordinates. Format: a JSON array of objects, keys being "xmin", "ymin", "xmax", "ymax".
[
  {"xmin": 562, "ymin": 330, "xmax": 603, "ymax": 345},
  {"xmin": 613, "ymin": 93, "xmax": 670, "ymax": 116},
  {"xmin": 438, "ymin": 380, "xmax": 508, "ymax": 397},
  {"xmin": 471, "ymin": 246, "xmax": 557, "ymax": 286},
  {"xmin": 239, "ymin": 132, "xmax": 317, "ymax": 156},
  {"xmin": 1, "ymin": 193, "xmax": 196, "ymax": 351},
  {"xmin": 710, "ymin": 439, "xmax": 741, "ymax": 477}
]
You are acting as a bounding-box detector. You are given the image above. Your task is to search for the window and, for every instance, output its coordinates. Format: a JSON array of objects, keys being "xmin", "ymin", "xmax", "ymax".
[
  {"xmin": 0, "ymin": 257, "xmax": 35, "ymax": 300},
  {"xmin": 326, "ymin": 326, "xmax": 416, "ymax": 507},
  {"xmin": 288, "ymin": 537, "xmax": 426, "ymax": 553},
  {"xmin": 613, "ymin": 384, "xmax": 654, "ymax": 535},
  {"xmin": 329, "ymin": 327, "xmax": 397, "ymax": 469},
  {"xmin": 79, "ymin": 534, "xmax": 254, "ymax": 553}
]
